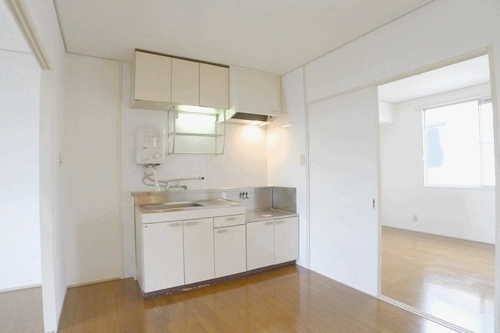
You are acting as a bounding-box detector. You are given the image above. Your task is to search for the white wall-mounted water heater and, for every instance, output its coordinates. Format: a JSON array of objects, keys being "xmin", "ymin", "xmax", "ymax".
[{"xmin": 135, "ymin": 128, "xmax": 165, "ymax": 165}]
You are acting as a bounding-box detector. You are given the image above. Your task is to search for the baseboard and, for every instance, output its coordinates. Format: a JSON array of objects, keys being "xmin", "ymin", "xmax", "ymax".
[
  {"xmin": 0, "ymin": 283, "xmax": 42, "ymax": 293},
  {"xmin": 67, "ymin": 276, "xmax": 122, "ymax": 289}
]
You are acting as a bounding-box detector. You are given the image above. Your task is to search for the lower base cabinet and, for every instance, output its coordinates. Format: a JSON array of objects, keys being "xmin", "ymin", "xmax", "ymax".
[
  {"xmin": 274, "ymin": 217, "xmax": 299, "ymax": 264},
  {"xmin": 142, "ymin": 221, "xmax": 184, "ymax": 293},
  {"xmin": 139, "ymin": 218, "xmax": 215, "ymax": 293},
  {"xmin": 246, "ymin": 216, "xmax": 299, "ymax": 271},
  {"xmin": 246, "ymin": 220, "xmax": 275, "ymax": 270},
  {"xmin": 183, "ymin": 218, "xmax": 215, "ymax": 284},
  {"xmin": 137, "ymin": 212, "xmax": 298, "ymax": 294},
  {"xmin": 214, "ymin": 224, "xmax": 246, "ymax": 277}
]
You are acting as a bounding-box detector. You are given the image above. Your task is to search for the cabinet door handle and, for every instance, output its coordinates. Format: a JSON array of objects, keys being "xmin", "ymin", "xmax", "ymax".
[
  {"xmin": 185, "ymin": 221, "xmax": 198, "ymax": 226},
  {"xmin": 265, "ymin": 221, "xmax": 275, "ymax": 225},
  {"xmin": 169, "ymin": 222, "xmax": 182, "ymax": 227},
  {"xmin": 275, "ymin": 220, "xmax": 285, "ymax": 224},
  {"xmin": 217, "ymin": 229, "xmax": 228, "ymax": 233},
  {"xmin": 226, "ymin": 217, "xmax": 236, "ymax": 221}
]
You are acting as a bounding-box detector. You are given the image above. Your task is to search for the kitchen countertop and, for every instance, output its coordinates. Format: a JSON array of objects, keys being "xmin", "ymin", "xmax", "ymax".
[
  {"xmin": 136, "ymin": 199, "xmax": 246, "ymax": 223},
  {"xmin": 136, "ymin": 199, "xmax": 243, "ymax": 214},
  {"xmin": 246, "ymin": 209, "xmax": 298, "ymax": 223}
]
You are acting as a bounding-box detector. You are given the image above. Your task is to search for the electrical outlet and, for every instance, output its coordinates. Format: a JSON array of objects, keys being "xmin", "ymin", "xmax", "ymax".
[{"xmin": 413, "ymin": 215, "xmax": 418, "ymax": 222}]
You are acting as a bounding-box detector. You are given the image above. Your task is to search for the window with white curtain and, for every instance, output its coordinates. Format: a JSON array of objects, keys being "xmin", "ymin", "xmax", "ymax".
[{"xmin": 423, "ymin": 98, "xmax": 494, "ymax": 188}]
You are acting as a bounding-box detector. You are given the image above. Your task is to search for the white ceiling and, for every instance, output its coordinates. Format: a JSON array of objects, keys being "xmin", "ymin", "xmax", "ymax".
[
  {"xmin": 53, "ymin": 0, "xmax": 433, "ymax": 75},
  {"xmin": 378, "ymin": 55, "xmax": 491, "ymax": 104},
  {"xmin": 0, "ymin": 1, "xmax": 30, "ymax": 53}
]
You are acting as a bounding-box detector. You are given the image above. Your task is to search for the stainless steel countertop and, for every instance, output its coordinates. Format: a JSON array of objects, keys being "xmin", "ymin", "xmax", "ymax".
[
  {"xmin": 245, "ymin": 209, "xmax": 298, "ymax": 223},
  {"xmin": 136, "ymin": 199, "xmax": 243, "ymax": 214},
  {"xmin": 136, "ymin": 199, "xmax": 246, "ymax": 223}
]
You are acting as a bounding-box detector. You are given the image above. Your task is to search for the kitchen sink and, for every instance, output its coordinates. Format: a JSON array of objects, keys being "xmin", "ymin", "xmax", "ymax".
[{"xmin": 141, "ymin": 201, "xmax": 203, "ymax": 211}]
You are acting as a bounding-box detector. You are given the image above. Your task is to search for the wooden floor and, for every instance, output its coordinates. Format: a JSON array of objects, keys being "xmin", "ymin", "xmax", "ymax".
[
  {"xmin": 0, "ymin": 286, "xmax": 44, "ymax": 333},
  {"xmin": 382, "ymin": 226, "xmax": 495, "ymax": 333},
  {"xmin": 57, "ymin": 265, "xmax": 458, "ymax": 333}
]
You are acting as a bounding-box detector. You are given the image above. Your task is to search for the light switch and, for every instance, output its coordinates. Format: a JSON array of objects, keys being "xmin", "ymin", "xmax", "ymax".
[{"xmin": 300, "ymin": 154, "xmax": 305, "ymax": 165}]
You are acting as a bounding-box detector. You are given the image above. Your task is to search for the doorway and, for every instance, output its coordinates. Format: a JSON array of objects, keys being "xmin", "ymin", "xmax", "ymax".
[
  {"xmin": 378, "ymin": 54, "xmax": 495, "ymax": 332},
  {"xmin": 0, "ymin": 1, "xmax": 43, "ymax": 332}
]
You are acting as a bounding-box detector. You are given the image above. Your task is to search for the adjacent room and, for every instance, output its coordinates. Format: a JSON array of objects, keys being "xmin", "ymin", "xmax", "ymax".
[
  {"xmin": 379, "ymin": 55, "xmax": 495, "ymax": 332},
  {"xmin": 0, "ymin": 1, "xmax": 44, "ymax": 332}
]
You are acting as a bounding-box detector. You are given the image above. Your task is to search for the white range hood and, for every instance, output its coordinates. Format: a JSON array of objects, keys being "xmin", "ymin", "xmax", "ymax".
[{"xmin": 227, "ymin": 65, "xmax": 281, "ymax": 126}]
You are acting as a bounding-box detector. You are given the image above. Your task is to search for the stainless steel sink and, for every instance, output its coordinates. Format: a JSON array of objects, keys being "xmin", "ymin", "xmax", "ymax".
[{"xmin": 141, "ymin": 201, "xmax": 203, "ymax": 211}]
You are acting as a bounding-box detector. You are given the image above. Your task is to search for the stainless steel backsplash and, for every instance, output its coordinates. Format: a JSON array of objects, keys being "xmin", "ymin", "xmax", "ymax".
[{"xmin": 133, "ymin": 186, "xmax": 296, "ymax": 212}]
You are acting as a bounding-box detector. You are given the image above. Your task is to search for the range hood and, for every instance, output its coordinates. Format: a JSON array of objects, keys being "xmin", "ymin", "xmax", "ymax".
[
  {"xmin": 225, "ymin": 110, "xmax": 276, "ymax": 126},
  {"xmin": 227, "ymin": 65, "xmax": 281, "ymax": 126}
]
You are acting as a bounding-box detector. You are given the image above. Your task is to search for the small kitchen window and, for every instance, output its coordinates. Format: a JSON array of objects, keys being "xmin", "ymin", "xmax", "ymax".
[{"xmin": 423, "ymin": 98, "xmax": 495, "ymax": 188}]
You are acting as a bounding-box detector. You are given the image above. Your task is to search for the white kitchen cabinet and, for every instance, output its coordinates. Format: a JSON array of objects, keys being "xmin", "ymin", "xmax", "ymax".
[
  {"xmin": 200, "ymin": 64, "xmax": 229, "ymax": 109},
  {"xmin": 274, "ymin": 217, "xmax": 299, "ymax": 264},
  {"xmin": 141, "ymin": 221, "xmax": 184, "ymax": 293},
  {"xmin": 214, "ymin": 224, "xmax": 246, "ymax": 278},
  {"xmin": 246, "ymin": 216, "xmax": 299, "ymax": 271},
  {"xmin": 229, "ymin": 65, "xmax": 281, "ymax": 117},
  {"xmin": 131, "ymin": 50, "xmax": 229, "ymax": 111},
  {"xmin": 246, "ymin": 220, "xmax": 275, "ymax": 270},
  {"xmin": 131, "ymin": 51, "xmax": 171, "ymax": 109},
  {"xmin": 171, "ymin": 58, "xmax": 200, "ymax": 106},
  {"xmin": 183, "ymin": 218, "xmax": 215, "ymax": 284}
]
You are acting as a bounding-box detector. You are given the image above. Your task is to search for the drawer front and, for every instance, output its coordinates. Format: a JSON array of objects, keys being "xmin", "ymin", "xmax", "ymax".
[{"xmin": 214, "ymin": 214, "xmax": 245, "ymax": 228}]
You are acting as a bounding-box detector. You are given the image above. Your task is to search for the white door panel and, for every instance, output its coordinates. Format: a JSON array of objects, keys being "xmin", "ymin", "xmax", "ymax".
[{"xmin": 308, "ymin": 86, "xmax": 379, "ymax": 295}]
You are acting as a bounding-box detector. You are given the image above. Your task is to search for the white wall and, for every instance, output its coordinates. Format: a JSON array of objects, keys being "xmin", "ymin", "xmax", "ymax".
[
  {"xmin": 305, "ymin": 0, "xmax": 500, "ymax": 103},
  {"xmin": 267, "ymin": 67, "xmax": 308, "ymax": 268},
  {"xmin": 121, "ymin": 62, "xmax": 268, "ymax": 277},
  {"xmin": 0, "ymin": 49, "xmax": 41, "ymax": 291},
  {"xmin": 378, "ymin": 100, "xmax": 395, "ymax": 123},
  {"xmin": 280, "ymin": 0, "xmax": 500, "ymax": 320},
  {"xmin": 380, "ymin": 84, "xmax": 495, "ymax": 244},
  {"xmin": 63, "ymin": 53, "xmax": 122, "ymax": 285}
]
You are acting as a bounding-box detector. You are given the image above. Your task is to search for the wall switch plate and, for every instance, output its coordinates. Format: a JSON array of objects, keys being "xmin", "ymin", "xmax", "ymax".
[
  {"xmin": 413, "ymin": 215, "xmax": 418, "ymax": 222},
  {"xmin": 300, "ymin": 154, "xmax": 305, "ymax": 165}
]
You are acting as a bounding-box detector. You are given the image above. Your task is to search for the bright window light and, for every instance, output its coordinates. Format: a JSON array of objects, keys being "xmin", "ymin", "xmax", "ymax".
[{"xmin": 423, "ymin": 98, "xmax": 494, "ymax": 188}]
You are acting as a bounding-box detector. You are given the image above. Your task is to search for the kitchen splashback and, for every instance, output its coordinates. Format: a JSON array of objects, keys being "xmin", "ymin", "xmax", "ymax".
[{"xmin": 132, "ymin": 186, "xmax": 296, "ymax": 212}]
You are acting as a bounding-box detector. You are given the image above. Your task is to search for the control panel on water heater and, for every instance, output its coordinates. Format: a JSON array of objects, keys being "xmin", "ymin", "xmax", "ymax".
[{"xmin": 136, "ymin": 128, "xmax": 165, "ymax": 164}]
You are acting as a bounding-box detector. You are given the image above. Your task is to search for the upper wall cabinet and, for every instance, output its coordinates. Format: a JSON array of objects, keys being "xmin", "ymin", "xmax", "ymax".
[
  {"xmin": 200, "ymin": 63, "xmax": 229, "ymax": 110},
  {"xmin": 131, "ymin": 50, "xmax": 229, "ymax": 111},
  {"xmin": 229, "ymin": 65, "xmax": 281, "ymax": 117},
  {"xmin": 171, "ymin": 58, "xmax": 200, "ymax": 106},
  {"xmin": 131, "ymin": 51, "xmax": 172, "ymax": 109}
]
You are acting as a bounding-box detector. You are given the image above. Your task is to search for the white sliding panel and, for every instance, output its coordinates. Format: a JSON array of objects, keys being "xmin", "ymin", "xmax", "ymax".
[{"xmin": 308, "ymin": 86, "xmax": 379, "ymax": 295}]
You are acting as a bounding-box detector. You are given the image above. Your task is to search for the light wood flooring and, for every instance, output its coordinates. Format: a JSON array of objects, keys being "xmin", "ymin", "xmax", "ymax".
[
  {"xmin": 382, "ymin": 226, "xmax": 495, "ymax": 333},
  {"xmin": 57, "ymin": 265, "xmax": 458, "ymax": 333},
  {"xmin": 0, "ymin": 286, "xmax": 44, "ymax": 333}
]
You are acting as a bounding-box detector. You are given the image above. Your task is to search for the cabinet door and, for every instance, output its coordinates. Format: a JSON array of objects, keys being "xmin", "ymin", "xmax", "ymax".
[
  {"xmin": 183, "ymin": 218, "xmax": 214, "ymax": 284},
  {"xmin": 200, "ymin": 64, "xmax": 229, "ymax": 109},
  {"xmin": 134, "ymin": 51, "xmax": 171, "ymax": 103},
  {"xmin": 142, "ymin": 221, "xmax": 184, "ymax": 292},
  {"xmin": 214, "ymin": 225, "xmax": 246, "ymax": 278},
  {"xmin": 274, "ymin": 217, "xmax": 299, "ymax": 264},
  {"xmin": 171, "ymin": 58, "xmax": 200, "ymax": 106},
  {"xmin": 246, "ymin": 220, "xmax": 274, "ymax": 270}
]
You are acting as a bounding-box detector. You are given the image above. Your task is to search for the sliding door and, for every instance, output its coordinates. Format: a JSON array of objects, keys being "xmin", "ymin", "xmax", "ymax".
[{"xmin": 308, "ymin": 86, "xmax": 379, "ymax": 295}]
